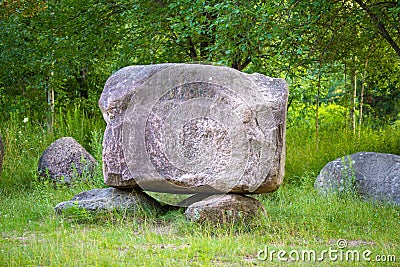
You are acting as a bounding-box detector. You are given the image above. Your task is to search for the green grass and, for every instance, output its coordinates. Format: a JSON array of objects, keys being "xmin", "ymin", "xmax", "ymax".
[
  {"xmin": 1, "ymin": 184, "xmax": 399, "ymax": 266},
  {"xmin": 0, "ymin": 108, "xmax": 399, "ymax": 266}
]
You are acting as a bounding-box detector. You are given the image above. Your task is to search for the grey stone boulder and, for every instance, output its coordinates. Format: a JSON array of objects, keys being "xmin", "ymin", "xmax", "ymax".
[
  {"xmin": 100, "ymin": 63, "xmax": 288, "ymax": 195},
  {"xmin": 38, "ymin": 137, "xmax": 97, "ymax": 184},
  {"xmin": 0, "ymin": 135, "xmax": 4, "ymax": 176},
  {"xmin": 185, "ymin": 194, "xmax": 266, "ymax": 224},
  {"xmin": 315, "ymin": 152, "xmax": 400, "ymax": 205},
  {"xmin": 55, "ymin": 187, "xmax": 165, "ymax": 214}
]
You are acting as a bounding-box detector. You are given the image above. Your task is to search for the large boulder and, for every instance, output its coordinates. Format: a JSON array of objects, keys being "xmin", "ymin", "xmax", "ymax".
[
  {"xmin": 55, "ymin": 187, "xmax": 165, "ymax": 214},
  {"xmin": 38, "ymin": 137, "xmax": 97, "ymax": 184},
  {"xmin": 0, "ymin": 135, "xmax": 4, "ymax": 176},
  {"xmin": 315, "ymin": 152, "xmax": 400, "ymax": 205},
  {"xmin": 185, "ymin": 194, "xmax": 266, "ymax": 224},
  {"xmin": 99, "ymin": 64, "xmax": 288, "ymax": 195}
]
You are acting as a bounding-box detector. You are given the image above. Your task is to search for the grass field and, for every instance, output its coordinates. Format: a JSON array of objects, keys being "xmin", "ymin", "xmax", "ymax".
[{"xmin": 0, "ymin": 109, "xmax": 399, "ymax": 266}]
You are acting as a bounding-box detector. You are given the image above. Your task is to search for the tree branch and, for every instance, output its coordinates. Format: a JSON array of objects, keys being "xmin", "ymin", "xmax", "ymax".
[{"xmin": 353, "ymin": 0, "xmax": 400, "ymax": 57}]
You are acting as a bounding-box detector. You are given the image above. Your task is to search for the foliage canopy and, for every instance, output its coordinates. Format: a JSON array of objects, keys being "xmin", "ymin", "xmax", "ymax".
[{"xmin": 0, "ymin": 0, "xmax": 399, "ymax": 125}]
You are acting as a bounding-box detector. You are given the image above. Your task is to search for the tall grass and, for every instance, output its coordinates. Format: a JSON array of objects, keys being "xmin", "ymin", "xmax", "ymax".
[
  {"xmin": 285, "ymin": 115, "xmax": 400, "ymax": 185},
  {"xmin": 3, "ymin": 104, "xmax": 398, "ymax": 192},
  {"xmin": 0, "ymin": 105, "xmax": 399, "ymax": 266},
  {"xmin": 0, "ymin": 107, "xmax": 105, "ymax": 196}
]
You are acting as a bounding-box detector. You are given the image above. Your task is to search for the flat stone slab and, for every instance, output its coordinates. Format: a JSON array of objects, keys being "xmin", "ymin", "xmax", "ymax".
[
  {"xmin": 100, "ymin": 63, "xmax": 288, "ymax": 195},
  {"xmin": 185, "ymin": 194, "xmax": 266, "ymax": 224},
  {"xmin": 315, "ymin": 152, "xmax": 400, "ymax": 205},
  {"xmin": 38, "ymin": 137, "xmax": 97, "ymax": 184},
  {"xmin": 55, "ymin": 187, "xmax": 164, "ymax": 214}
]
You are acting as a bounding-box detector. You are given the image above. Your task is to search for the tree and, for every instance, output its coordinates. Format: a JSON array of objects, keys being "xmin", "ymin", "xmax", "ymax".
[{"xmin": 0, "ymin": 0, "xmax": 398, "ymax": 127}]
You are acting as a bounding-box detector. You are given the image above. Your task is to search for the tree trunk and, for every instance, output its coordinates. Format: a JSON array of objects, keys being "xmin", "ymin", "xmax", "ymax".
[
  {"xmin": 75, "ymin": 68, "xmax": 89, "ymax": 98},
  {"xmin": 316, "ymin": 63, "xmax": 322, "ymax": 151},
  {"xmin": 46, "ymin": 82, "xmax": 54, "ymax": 130},
  {"xmin": 351, "ymin": 67, "xmax": 357, "ymax": 135},
  {"xmin": 46, "ymin": 51, "xmax": 55, "ymax": 130},
  {"xmin": 343, "ymin": 61, "xmax": 348, "ymax": 130},
  {"xmin": 359, "ymin": 57, "xmax": 368, "ymax": 137}
]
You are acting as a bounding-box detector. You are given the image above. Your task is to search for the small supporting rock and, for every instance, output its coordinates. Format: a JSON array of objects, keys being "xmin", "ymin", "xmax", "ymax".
[
  {"xmin": 55, "ymin": 187, "xmax": 165, "ymax": 215},
  {"xmin": 185, "ymin": 194, "xmax": 266, "ymax": 224}
]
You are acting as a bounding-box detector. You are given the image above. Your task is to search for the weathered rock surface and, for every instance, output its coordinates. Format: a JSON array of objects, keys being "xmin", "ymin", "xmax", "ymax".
[
  {"xmin": 0, "ymin": 135, "xmax": 4, "ymax": 176},
  {"xmin": 177, "ymin": 193, "xmax": 215, "ymax": 207},
  {"xmin": 315, "ymin": 152, "xmax": 400, "ymax": 205},
  {"xmin": 100, "ymin": 63, "xmax": 288, "ymax": 195},
  {"xmin": 55, "ymin": 187, "xmax": 165, "ymax": 214},
  {"xmin": 185, "ymin": 194, "xmax": 266, "ymax": 224},
  {"xmin": 38, "ymin": 137, "xmax": 97, "ymax": 184}
]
